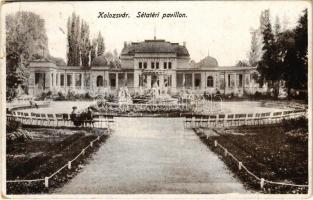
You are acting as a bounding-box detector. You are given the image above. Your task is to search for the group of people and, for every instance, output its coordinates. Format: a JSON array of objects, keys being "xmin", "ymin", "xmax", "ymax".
[{"xmin": 70, "ymin": 106, "xmax": 94, "ymax": 127}]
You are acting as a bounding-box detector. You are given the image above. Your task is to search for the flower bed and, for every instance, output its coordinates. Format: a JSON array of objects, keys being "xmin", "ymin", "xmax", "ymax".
[{"xmin": 194, "ymin": 118, "xmax": 308, "ymax": 194}]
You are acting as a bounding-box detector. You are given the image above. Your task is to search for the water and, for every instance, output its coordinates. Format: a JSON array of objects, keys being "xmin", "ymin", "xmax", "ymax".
[{"xmin": 56, "ymin": 118, "xmax": 248, "ymax": 194}]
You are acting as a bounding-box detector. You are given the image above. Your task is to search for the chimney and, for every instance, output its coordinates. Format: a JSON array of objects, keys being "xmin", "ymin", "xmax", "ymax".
[
  {"xmin": 124, "ymin": 41, "xmax": 127, "ymax": 48},
  {"xmin": 183, "ymin": 41, "xmax": 186, "ymax": 47}
]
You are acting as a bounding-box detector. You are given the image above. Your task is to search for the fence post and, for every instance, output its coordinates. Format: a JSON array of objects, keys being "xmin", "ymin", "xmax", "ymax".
[
  {"xmin": 97, "ymin": 136, "xmax": 100, "ymax": 141},
  {"xmin": 82, "ymin": 149, "xmax": 85, "ymax": 155},
  {"xmin": 90, "ymin": 141, "xmax": 93, "ymax": 147},
  {"xmin": 68, "ymin": 161, "xmax": 71, "ymax": 170},
  {"xmin": 214, "ymin": 140, "xmax": 217, "ymax": 147},
  {"xmin": 260, "ymin": 178, "xmax": 265, "ymax": 189},
  {"xmin": 224, "ymin": 148, "xmax": 228, "ymax": 156},
  {"xmin": 238, "ymin": 162, "xmax": 242, "ymax": 170},
  {"xmin": 44, "ymin": 177, "xmax": 49, "ymax": 188}
]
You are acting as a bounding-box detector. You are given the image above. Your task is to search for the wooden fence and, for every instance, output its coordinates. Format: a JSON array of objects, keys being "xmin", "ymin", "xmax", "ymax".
[
  {"xmin": 184, "ymin": 109, "xmax": 306, "ymax": 128},
  {"xmin": 7, "ymin": 111, "xmax": 114, "ymax": 129}
]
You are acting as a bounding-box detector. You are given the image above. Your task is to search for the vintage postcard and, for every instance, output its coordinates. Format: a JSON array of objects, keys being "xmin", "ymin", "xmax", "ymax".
[{"xmin": 0, "ymin": 0, "xmax": 312, "ymax": 199}]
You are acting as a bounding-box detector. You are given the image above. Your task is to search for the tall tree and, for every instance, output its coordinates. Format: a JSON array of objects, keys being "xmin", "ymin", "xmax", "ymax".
[
  {"xmin": 248, "ymin": 29, "xmax": 261, "ymax": 67},
  {"xmin": 90, "ymin": 38, "xmax": 97, "ymax": 64},
  {"xmin": 97, "ymin": 32, "xmax": 105, "ymax": 56},
  {"xmin": 257, "ymin": 9, "xmax": 279, "ymax": 95},
  {"xmin": 80, "ymin": 20, "xmax": 91, "ymax": 67},
  {"xmin": 67, "ymin": 12, "xmax": 81, "ymax": 66},
  {"xmin": 112, "ymin": 49, "xmax": 121, "ymax": 68},
  {"xmin": 292, "ymin": 9, "xmax": 308, "ymax": 91},
  {"xmin": 6, "ymin": 11, "xmax": 49, "ymax": 100}
]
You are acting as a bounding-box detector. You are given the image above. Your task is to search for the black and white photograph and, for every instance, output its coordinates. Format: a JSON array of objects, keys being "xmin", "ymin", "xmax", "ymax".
[{"xmin": 1, "ymin": 0, "xmax": 312, "ymax": 198}]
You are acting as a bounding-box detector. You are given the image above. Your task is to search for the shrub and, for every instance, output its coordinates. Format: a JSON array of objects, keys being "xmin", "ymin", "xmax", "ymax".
[
  {"xmin": 85, "ymin": 92, "xmax": 92, "ymax": 99},
  {"xmin": 66, "ymin": 90, "xmax": 76, "ymax": 100},
  {"xmin": 54, "ymin": 91, "xmax": 66, "ymax": 101},
  {"xmin": 282, "ymin": 116, "xmax": 308, "ymax": 131},
  {"xmin": 6, "ymin": 119, "xmax": 21, "ymax": 133}
]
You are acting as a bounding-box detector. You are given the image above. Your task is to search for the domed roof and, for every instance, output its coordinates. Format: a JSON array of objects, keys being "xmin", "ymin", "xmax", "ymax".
[
  {"xmin": 91, "ymin": 55, "xmax": 108, "ymax": 66},
  {"xmin": 196, "ymin": 55, "xmax": 218, "ymax": 68},
  {"xmin": 121, "ymin": 39, "xmax": 190, "ymax": 57}
]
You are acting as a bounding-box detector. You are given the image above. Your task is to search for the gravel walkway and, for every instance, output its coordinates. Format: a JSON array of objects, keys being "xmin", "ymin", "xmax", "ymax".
[{"xmin": 56, "ymin": 117, "xmax": 248, "ymax": 194}]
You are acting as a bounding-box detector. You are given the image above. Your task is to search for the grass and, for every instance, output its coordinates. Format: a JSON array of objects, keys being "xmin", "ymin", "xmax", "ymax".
[
  {"xmin": 194, "ymin": 118, "xmax": 308, "ymax": 194},
  {"xmin": 6, "ymin": 127, "xmax": 109, "ymax": 194}
]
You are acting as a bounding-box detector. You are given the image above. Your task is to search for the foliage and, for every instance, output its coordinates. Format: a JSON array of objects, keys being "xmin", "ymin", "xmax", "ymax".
[
  {"xmin": 256, "ymin": 9, "xmax": 308, "ymax": 98},
  {"xmin": 248, "ymin": 29, "xmax": 262, "ymax": 67},
  {"xmin": 97, "ymin": 32, "xmax": 105, "ymax": 56},
  {"xmin": 67, "ymin": 12, "xmax": 81, "ymax": 66},
  {"xmin": 6, "ymin": 119, "xmax": 22, "ymax": 133},
  {"xmin": 235, "ymin": 60, "xmax": 249, "ymax": 67},
  {"xmin": 6, "ymin": 11, "xmax": 49, "ymax": 101},
  {"xmin": 80, "ymin": 20, "xmax": 91, "ymax": 67},
  {"xmin": 90, "ymin": 39, "xmax": 97, "ymax": 64}
]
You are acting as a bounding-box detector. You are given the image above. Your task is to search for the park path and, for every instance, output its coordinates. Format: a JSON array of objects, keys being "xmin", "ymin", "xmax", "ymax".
[{"xmin": 56, "ymin": 117, "xmax": 247, "ymax": 194}]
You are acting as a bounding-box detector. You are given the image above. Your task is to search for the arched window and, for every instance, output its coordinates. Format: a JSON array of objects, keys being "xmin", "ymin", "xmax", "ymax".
[
  {"xmin": 207, "ymin": 76, "xmax": 214, "ymax": 87},
  {"xmin": 97, "ymin": 75, "xmax": 103, "ymax": 87}
]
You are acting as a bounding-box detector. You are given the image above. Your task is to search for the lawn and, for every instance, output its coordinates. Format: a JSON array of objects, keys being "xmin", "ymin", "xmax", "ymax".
[
  {"xmin": 6, "ymin": 127, "xmax": 109, "ymax": 194},
  {"xmin": 194, "ymin": 117, "xmax": 308, "ymax": 194}
]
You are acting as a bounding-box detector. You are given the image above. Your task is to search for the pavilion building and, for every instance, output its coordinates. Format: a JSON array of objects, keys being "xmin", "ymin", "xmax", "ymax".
[{"xmin": 28, "ymin": 39, "xmax": 264, "ymax": 97}]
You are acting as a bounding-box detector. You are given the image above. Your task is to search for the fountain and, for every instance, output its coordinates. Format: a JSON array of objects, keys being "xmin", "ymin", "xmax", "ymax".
[{"xmin": 118, "ymin": 86, "xmax": 132, "ymax": 104}]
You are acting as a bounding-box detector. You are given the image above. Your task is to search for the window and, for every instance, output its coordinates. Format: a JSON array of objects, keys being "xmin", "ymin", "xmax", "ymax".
[
  {"xmin": 228, "ymin": 74, "xmax": 231, "ymax": 87},
  {"xmin": 164, "ymin": 62, "xmax": 167, "ymax": 69},
  {"xmin": 168, "ymin": 62, "xmax": 172, "ymax": 69},
  {"xmin": 245, "ymin": 74, "xmax": 250, "ymax": 86},
  {"xmin": 51, "ymin": 73, "xmax": 54, "ymax": 86},
  {"xmin": 164, "ymin": 75, "xmax": 172, "ymax": 87},
  {"xmin": 60, "ymin": 74, "xmax": 64, "ymax": 86},
  {"xmin": 109, "ymin": 73, "xmax": 116, "ymax": 87},
  {"xmin": 207, "ymin": 76, "xmax": 214, "ymax": 87},
  {"xmin": 194, "ymin": 73, "xmax": 201, "ymax": 88},
  {"xmin": 127, "ymin": 73, "xmax": 134, "ymax": 87},
  {"xmin": 239, "ymin": 74, "xmax": 243, "ymax": 87},
  {"xmin": 35, "ymin": 73, "xmax": 41, "ymax": 84},
  {"xmin": 151, "ymin": 62, "xmax": 155, "ymax": 69},
  {"xmin": 96, "ymin": 75, "xmax": 103, "ymax": 87},
  {"xmin": 67, "ymin": 74, "xmax": 72, "ymax": 86},
  {"xmin": 156, "ymin": 62, "xmax": 159, "ymax": 69},
  {"xmin": 139, "ymin": 62, "xmax": 142, "ymax": 69},
  {"xmin": 76, "ymin": 73, "xmax": 82, "ymax": 86},
  {"xmin": 85, "ymin": 73, "xmax": 91, "ymax": 88},
  {"xmin": 144, "ymin": 62, "xmax": 147, "ymax": 69},
  {"xmin": 220, "ymin": 74, "xmax": 225, "ymax": 90},
  {"xmin": 176, "ymin": 73, "xmax": 183, "ymax": 88},
  {"xmin": 185, "ymin": 74, "xmax": 192, "ymax": 88}
]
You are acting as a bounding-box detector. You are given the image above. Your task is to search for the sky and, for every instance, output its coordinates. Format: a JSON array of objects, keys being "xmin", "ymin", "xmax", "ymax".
[{"xmin": 2, "ymin": 1, "xmax": 310, "ymax": 66}]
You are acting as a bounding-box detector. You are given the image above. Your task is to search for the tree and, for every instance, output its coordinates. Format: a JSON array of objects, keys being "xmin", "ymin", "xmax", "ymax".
[
  {"xmin": 97, "ymin": 32, "xmax": 105, "ymax": 56},
  {"xmin": 90, "ymin": 38, "xmax": 97, "ymax": 64},
  {"xmin": 257, "ymin": 9, "xmax": 279, "ymax": 96},
  {"xmin": 248, "ymin": 29, "xmax": 262, "ymax": 67},
  {"xmin": 6, "ymin": 11, "xmax": 49, "ymax": 100},
  {"xmin": 235, "ymin": 60, "xmax": 249, "ymax": 67},
  {"xmin": 112, "ymin": 49, "xmax": 121, "ymax": 68},
  {"xmin": 80, "ymin": 20, "xmax": 91, "ymax": 67},
  {"xmin": 67, "ymin": 12, "xmax": 81, "ymax": 66},
  {"xmin": 294, "ymin": 9, "xmax": 308, "ymax": 90}
]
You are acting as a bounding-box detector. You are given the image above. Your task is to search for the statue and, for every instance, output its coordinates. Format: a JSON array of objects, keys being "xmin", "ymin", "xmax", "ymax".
[{"xmin": 118, "ymin": 86, "xmax": 132, "ymax": 104}]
